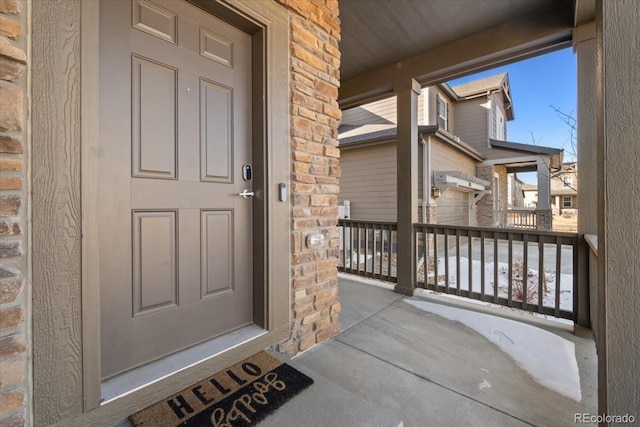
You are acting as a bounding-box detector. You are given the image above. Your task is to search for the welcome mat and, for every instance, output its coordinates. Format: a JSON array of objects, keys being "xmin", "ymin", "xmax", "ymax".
[{"xmin": 130, "ymin": 351, "xmax": 314, "ymax": 427}]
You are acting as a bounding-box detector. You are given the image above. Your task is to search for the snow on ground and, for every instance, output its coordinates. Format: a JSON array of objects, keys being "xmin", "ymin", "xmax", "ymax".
[
  {"xmin": 425, "ymin": 256, "xmax": 574, "ymax": 311},
  {"xmin": 405, "ymin": 299, "xmax": 582, "ymax": 402}
]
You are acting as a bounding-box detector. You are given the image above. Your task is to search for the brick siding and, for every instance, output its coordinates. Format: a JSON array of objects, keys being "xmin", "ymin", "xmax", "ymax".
[{"xmin": 275, "ymin": 0, "xmax": 342, "ymax": 356}]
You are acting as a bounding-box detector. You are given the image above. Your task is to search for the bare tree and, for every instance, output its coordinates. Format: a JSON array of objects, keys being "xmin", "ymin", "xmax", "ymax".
[
  {"xmin": 549, "ymin": 105, "xmax": 578, "ymax": 191},
  {"xmin": 550, "ymin": 105, "xmax": 577, "ymax": 160}
]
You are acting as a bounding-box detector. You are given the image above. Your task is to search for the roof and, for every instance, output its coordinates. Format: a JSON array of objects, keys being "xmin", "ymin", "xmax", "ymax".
[
  {"xmin": 338, "ymin": 125, "xmax": 485, "ymax": 161},
  {"xmin": 450, "ymin": 73, "xmax": 508, "ymax": 97},
  {"xmin": 450, "ymin": 73, "xmax": 515, "ymax": 121},
  {"xmin": 522, "ymin": 184, "xmax": 538, "ymax": 191},
  {"xmin": 490, "ymin": 139, "xmax": 562, "ymax": 155},
  {"xmin": 551, "ymin": 188, "xmax": 578, "ymax": 196},
  {"xmin": 338, "ymin": 124, "xmax": 397, "ymax": 145},
  {"xmin": 490, "ymin": 138, "xmax": 563, "ymax": 169}
]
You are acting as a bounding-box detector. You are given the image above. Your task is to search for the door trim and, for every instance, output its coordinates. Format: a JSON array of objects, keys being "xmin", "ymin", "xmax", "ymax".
[{"xmin": 32, "ymin": 0, "xmax": 291, "ymax": 424}]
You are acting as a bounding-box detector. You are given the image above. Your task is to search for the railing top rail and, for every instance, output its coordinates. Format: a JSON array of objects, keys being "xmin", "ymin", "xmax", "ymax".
[
  {"xmin": 338, "ymin": 219, "xmax": 398, "ymax": 227},
  {"xmin": 494, "ymin": 209, "xmax": 537, "ymax": 213},
  {"xmin": 413, "ymin": 222, "xmax": 579, "ymax": 239}
]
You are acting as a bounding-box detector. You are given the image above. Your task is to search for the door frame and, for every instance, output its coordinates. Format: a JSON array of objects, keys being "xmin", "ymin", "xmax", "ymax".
[{"xmin": 32, "ymin": 0, "xmax": 291, "ymax": 424}]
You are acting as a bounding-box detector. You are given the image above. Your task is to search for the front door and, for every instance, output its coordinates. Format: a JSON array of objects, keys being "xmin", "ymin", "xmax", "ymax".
[{"xmin": 99, "ymin": 0, "xmax": 254, "ymax": 378}]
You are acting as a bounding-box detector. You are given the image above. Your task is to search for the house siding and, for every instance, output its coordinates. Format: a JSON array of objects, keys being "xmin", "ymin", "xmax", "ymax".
[
  {"xmin": 341, "ymin": 95, "xmax": 397, "ymax": 126},
  {"xmin": 454, "ymin": 97, "xmax": 488, "ymax": 155},
  {"xmin": 340, "ymin": 137, "xmax": 477, "ymax": 224},
  {"xmin": 0, "ymin": 0, "xmax": 28, "ymax": 425},
  {"xmin": 429, "ymin": 139, "xmax": 477, "ymax": 176},
  {"xmin": 436, "ymin": 190, "xmax": 470, "ymax": 226},
  {"xmin": 340, "ymin": 143, "xmax": 397, "ymax": 221},
  {"xmin": 341, "ymin": 88, "xmax": 428, "ymax": 127}
]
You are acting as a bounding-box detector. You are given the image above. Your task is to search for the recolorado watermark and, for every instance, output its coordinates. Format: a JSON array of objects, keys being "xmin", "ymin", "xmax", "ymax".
[{"xmin": 574, "ymin": 413, "xmax": 636, "ymax": 424}]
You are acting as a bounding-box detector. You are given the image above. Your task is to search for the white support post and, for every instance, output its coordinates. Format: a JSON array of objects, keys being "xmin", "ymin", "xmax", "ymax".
[{"xmin": 536, "ymin": 157, "xmax": 551, "ymax": 210}]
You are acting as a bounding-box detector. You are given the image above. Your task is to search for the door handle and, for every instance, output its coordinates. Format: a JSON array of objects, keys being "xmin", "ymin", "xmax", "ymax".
[{"xmin": 237, "ymin": 189, "xmax": 254, "ymax": 199}]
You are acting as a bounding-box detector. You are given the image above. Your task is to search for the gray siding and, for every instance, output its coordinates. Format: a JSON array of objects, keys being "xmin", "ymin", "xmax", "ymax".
[
  {"xmin": 339, "ymin": 143, "xmax": 398, "ymax": 221},
  {"xmin": 341, "ymin": 138, "xmax": 477, "ymax": 223},
  {"xmin": 342, "ymin": 89, "xmax": 429, "ymax": 127},
  {"xmin": 341, "ymin": 96, "xmax": 397, "ymax": 126},
  {"xmin": 437, "ymin": 189, "xmax": 470, "ymax": 226},
  {"xmin": 430, "ymin": 139, "xmax": 477, "ymax": 175},
  {"xmin": 453, "ymin": 97, "xmax": 488, "ymax": 155},
  {"xmin": 417, "ymin": 137, "xmax": 477, "ymax": 195}
]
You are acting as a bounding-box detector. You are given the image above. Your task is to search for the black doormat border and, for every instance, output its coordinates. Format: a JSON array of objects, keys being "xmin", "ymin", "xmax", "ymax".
[{"xmin": 130, "ymin": 351, "xmax": 314, "ymax": 427}]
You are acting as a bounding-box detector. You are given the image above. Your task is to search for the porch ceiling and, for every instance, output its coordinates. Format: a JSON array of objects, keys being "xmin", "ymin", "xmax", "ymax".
[{"xmin": 338, "ymin": 0, "xmax": 582, "ymax": 107}]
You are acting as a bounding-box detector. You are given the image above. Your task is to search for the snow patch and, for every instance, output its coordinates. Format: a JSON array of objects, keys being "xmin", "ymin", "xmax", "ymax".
[
  {"xmin": 405, "ymin": 299, "xmax": 582, "ymax": 402},
  {"xmin": 425, "ymin": 256, "xmax": 574, "ymax": 311}
]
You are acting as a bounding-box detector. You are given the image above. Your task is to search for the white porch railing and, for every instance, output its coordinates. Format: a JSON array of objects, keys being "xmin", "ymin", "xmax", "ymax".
[{"xmin": 494, "ymin": 209, "xmax": 537, "ymax": 229}]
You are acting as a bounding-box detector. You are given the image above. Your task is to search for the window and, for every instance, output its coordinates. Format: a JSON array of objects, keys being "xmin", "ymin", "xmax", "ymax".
[
  {"xmin": 437, "ymin": 95, "xmax": 448, "ymax": 131},
  {"xmin": 563, "ymin": 175, "xmax": 574, "ymax": 188},
  {"xmin": 496, "ymin": 108, "xmax": 505, "ymax": 140},
  {"xmin": 563, "ymin": 196, "xmax": 572, "ymax": 207}
]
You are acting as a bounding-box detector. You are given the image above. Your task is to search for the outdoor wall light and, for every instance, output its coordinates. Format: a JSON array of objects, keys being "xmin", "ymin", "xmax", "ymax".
[{"xmin": 432, "ymin": 186, "xmax": 441, "ymax": 198}]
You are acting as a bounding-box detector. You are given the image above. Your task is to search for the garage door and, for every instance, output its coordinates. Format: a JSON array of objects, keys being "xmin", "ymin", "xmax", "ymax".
[{"xmin": 437, "ymin": 190, "xmax": 470, "ymax": 226}]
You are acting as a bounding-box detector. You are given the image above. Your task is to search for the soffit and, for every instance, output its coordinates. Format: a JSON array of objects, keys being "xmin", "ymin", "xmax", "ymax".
[
  {"xmin": 339, "ymin": 0, "xmax": 577, "ymax": 107},
  {"xmin": 340, "ymin": 0, "xmax": 572, "ymax": 82}
]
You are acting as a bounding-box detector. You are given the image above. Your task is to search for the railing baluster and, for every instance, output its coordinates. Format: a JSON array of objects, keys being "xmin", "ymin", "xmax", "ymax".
[
  {"xmin": 508, "ymin": 232, "xmax": 513, "ymax": 307},
  {"xmin": 555, "ymin": 235, "xmax": 562, "ymax": 318},
  {"xmin": 345, "ymin": 222, "xmax": 350, "ymax": 273},
  {"xmin": 372, "ymin": 224, "xmax": 378, "ymax": 279},
  {"xmin": 456, "ymin": 229, "xmax": 461, "ymax": 295},
  {"xmin": 379, "ymin": 225, "xmax": 384, "ymax": 280},
  {"xmin": 387, "ymin": 226, "xmax": 392, "ymax": 280},
  {"xmin": 523, "ymin": 233, "xmax": 529, "ymax": 307},
  {"xmin": 538, "ymin": 234, "xmax": 545, "ymax": 313},
  {"xmin": 493, "ymin": 231, "xmax": 498, "ymax": 303},
  {"xmin": 572, "ymin": 235, "xmax": 579, "ymax": 323},
  {"xmin": 420, "ymin": 227, "xmax": 425, "ymax": 286},
  {"xmin": 362, "ymin": 223, "xmax": 367, "ymax": 274},
  {"xmin": 340, "ymin": 223, "xmax": 345, "ymax": 272},
  {"xmin": 468, "ymin": 231, "xmax": 473, "ymax": 297},
  {"xmin": 433, "ymin": 227, "xmax": 439, "ymax": 290},
  {"xmin": 480, "ymin": 231, "xmax": 485, "ymax": 300},
  {"xmin": 444, "ymin": 228, "xmax": 450, "ymax": 292}
]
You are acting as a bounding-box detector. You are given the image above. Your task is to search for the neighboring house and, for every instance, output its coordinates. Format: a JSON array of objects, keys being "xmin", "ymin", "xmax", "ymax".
[
  {"xmin": 523, "ymin": 184, "xmax": 539, "ymax": 208},
  {"xmin": 507, "ymin": 173, "xmax": 526, "ymax": 209},
  {"xmin": 339, "ymin": 73, "xmax": 563, "ymax": 229},
  {"xmin": 551, "ymin": 162, "xmax": 578, "ymax": 215}
]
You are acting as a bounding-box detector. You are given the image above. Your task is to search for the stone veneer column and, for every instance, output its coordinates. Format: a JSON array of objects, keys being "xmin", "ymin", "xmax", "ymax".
[
  {"xmin": 476, "ymin": 165, "xmax": 496, "ymax": 227},
  {"xmin": 0, "ymin": 1, "xmax": 28, "ymax": 426},
  {"xmin": 275, "ymin": 0, "xmax": 342, "ymax": 356},
  {"xmin": 535, "ymin": 209, "xmax": 553, "ymax": 231}
]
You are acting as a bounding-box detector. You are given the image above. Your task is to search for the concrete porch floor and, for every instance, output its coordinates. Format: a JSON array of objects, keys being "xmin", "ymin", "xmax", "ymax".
[{"xmin": 260, "ymin": 275, "xmax": 597, "ymax": 427}]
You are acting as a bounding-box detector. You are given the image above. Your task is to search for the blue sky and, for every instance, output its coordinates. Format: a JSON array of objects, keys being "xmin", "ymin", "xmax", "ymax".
[{"xmin": 448, "ymin": 48, "xmax": 577, "ymax": 183}]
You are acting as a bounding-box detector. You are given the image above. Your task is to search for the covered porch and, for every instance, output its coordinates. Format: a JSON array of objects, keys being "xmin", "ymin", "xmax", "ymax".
[{"xmin": 261, "ymin": 276, "xmax": 597, "ymax": 426}]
